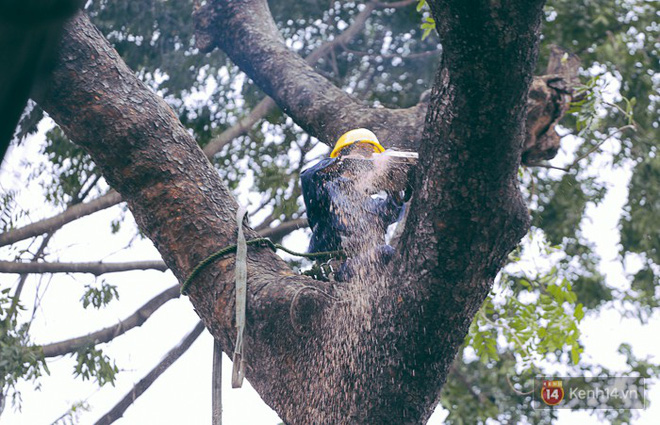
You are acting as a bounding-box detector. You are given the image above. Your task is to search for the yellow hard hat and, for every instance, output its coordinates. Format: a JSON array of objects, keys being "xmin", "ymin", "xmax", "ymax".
[{"xmin": 330, "ymin": 128, "xmax": 385, "ymax": 158}]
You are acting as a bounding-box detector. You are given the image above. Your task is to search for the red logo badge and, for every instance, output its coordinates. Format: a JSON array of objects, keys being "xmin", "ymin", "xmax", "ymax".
[{"xmin": 541, "ymin": 380, "xmax": 564, "ymax": 406}]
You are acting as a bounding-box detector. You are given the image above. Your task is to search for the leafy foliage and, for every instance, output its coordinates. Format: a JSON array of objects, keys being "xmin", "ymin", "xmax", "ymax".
[
  {"xmin": 39, "ymin": 127, "xmax": 100, "ymax": 207},
  {"xmin": 0, "ymin": 190, "xmax": 28, "ymax": 234},
  {"xmin": 80, "ymin": 281, "xmax": 119, "ymax": 309},
  {"xmin": 73, "ymin": 343, "xmax": 118, "ymax": 387},
  {"xmin": 415, "ymin": 1, "xmax": 435, "ymax": 40},
  {"xmin": 0, "ymin": 289, "xmax": 48, "ymax": 411},
  {"xmin": 621, "ymin": 156, "xmax": 660, "ymax": 265}
]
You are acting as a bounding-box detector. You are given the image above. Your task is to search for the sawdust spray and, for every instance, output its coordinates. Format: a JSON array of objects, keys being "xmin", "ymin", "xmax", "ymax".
[{"xmin": 304, "ymin": 153, "xmax": 409, "ymax": 422}]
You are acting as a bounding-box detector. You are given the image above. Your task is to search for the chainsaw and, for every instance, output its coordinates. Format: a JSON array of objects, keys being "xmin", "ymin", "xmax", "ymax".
[
  {"xmin": 381, "ymin": 149, "xmax": 419, "ymax": 164},
  {"xmin": 339, "ymin": 148, "xmax": 418, "ymax": 165},
  {"xmin": 333, "ymin": 149, "xmax": 418, "ymax": 194}
]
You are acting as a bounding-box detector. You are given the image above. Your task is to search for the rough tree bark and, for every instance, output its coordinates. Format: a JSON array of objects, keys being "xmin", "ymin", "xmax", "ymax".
[{"xmin": 33, "ymin": 0, "xmax": 544, "ymax": 423}]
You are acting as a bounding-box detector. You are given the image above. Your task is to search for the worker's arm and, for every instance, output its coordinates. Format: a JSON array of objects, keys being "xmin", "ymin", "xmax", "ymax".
[
  {"xmin": 374, "ymin": 194, "xmax": 404, "ymax": 227},
  {"xmin": 301, "ymin": 158, "xmax": 337, "ymax": 227}
]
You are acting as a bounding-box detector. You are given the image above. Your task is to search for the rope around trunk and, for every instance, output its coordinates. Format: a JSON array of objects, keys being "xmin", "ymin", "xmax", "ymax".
[{"xmin": 180, "ymin": 238, "xmax": 345, "ymax": 295}]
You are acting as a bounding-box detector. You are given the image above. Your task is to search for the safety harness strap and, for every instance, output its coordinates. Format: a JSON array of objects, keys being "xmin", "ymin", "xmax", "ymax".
[{"xmin": 232, "ymin": 206, "xmax": 248, "ymax": 388}]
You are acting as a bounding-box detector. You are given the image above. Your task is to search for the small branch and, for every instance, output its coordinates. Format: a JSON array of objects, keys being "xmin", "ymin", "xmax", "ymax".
[
  {"xmin": 7, "ymin": 232, "xmax": 54, "ymax": 319},
  {"xmin": 0, "ymin": 260, "xmax": 168, "ymax": 275},
  {"xmin": 305, "ymin": 1, "xmax": 378, "ymax": 64},
  {"xmin": 0, "ymin": 191, "xmax": 122, "ymax": 247},
  {"xmin": 74, "ymin": 173, "xmax": 103, "ymax": 204},
  {"xmin": 41, "ymin": 285, "xmax": 180, "ymax": 357},
  {"xmin": 202, "ymin": 97, "xmax": 276, "ymax": 156},
  {"xmin": 506, "ymin": 374, "xmax": 534, "ymax": 396},
  {"xmin": 93, "ymin": 321, "xmax": 205, "ymax": 425},
  {"xmin": 527, "ymin": 124, "xmax": 636, "ymax": 172},
  {"xmin": 566, "ymin": 134, "xmax": 618, "ymax": 167},
  {"xmin": 525, "ymin": 162, "xmax": 570, "ymax": 172},
  {"xmin": 259, "ymin": 218, "xmax": 308, "ymax": 241},
  {"xmin": 374, "ymin": 0, "xmax": 417, "ymax": 7},
  {"xmin": 1, "ymin": 220, "xmax": 309, "ymax": 278},
  {"xmin": 9, "ymin": 180, "xmax": 102, "ymax": 317},
  {"xmin": 451, "ymin": 367, "xmax": 490, "ymax": 405},
  {"xmin": 341, "ymin": 47, "xmax": 439, "ymax": 60}
]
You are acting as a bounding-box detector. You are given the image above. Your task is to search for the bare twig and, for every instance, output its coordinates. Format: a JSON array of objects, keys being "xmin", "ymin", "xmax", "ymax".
[
  {"xmin": 0, "ymin": 260, "xmax": 168, "ymax": 275},
  {"xmin": 506, "ymin": 374, "xmax": 534, "ymax": 396},
  {"xmin": 93, "ymin": 321, "xmax": 205, "ymax": 425},
  {"xmin": 569, "ymin": 124, "xmax": 636, "ymax": 166},
  {"xmin": 341, "ymin": 47, "xmax": 439, "ymax": 60},
  {"xmin": 0, "ymin": 191, "xmax": 122, "ymax": 247},
  {"xmin": 374, "ymin": 0, "xmax": 417, "ymax": 8},
  {"xmin": 525, "ymin": 163, "xmax": 570, "ymax": 172},
  {"xmin": 259, "ymin": 218, "xmax": 308, "ymax": 241},
  {"xmin": 1, "ymin": 218, "xmax": 309, "ymax": 277},
  {"xmin": 41, "ymin": 285, "xmax": 180, "ymax": 357},
  {"xmin": 7, "ymin": 233, "xmax": 54, "ymax": 319},
  {"xmin": 527, "ymin": 124, "xmax": 636, "ymax": 172},
  {"xmin": 449, "ymin": 363, "xmax": 491, "ymax": 405},
  {"xmin": 74, "ymin": 173, "xmax": 103, "ymax": 204}
]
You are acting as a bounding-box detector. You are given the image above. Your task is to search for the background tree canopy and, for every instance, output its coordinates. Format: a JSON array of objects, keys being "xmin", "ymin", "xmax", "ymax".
[{"xmin": 0, "ymin": 0, "xmax": 658, "ymax": 424}]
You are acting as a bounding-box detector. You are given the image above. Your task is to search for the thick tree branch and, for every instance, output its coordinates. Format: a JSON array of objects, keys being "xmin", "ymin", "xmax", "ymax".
[
  {"xmin": 193, "ymin": 0, "xmax": 576, "ymax": 164},
  {"xmin": 202, "ymin": 0, "xmax": 382, "ymax": 155},
  {"xmin": 0, "ymin": 260, "xmax": 167, "ymax": 275},
  {"xmin": 94, "ymin": 321, "xmax": 205, "ymax": 425},
  {"xmin": 41, "ymin": 285, "xmax": 180, "ymax": 357},
  {"xmin": 0, "ymin": 0, "xmax": 82, "ymax": 160},
  {"xmin": 193, "ymin": 0, "xmax": 428, "ymax": 149}
]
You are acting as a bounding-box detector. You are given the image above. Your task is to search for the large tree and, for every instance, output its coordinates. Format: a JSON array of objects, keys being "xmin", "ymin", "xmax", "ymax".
[{"xmin": 1, "ymin": 0, "xmax": 657, "ymax": 424}]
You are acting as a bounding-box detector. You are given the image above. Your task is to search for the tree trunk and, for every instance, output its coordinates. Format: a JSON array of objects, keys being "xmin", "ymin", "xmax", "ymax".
[{"xmin": 34, "ymin": 0, "xmax": 544, "ymax": 421}]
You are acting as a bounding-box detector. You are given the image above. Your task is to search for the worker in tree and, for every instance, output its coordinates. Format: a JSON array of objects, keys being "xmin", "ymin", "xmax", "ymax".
[{"xmin": 301, "ymin": 128, "xmax": 406, "ymax": 281}]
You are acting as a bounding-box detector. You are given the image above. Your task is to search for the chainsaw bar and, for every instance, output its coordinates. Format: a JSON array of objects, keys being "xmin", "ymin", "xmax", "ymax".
[
  {"xmin": 341, "ymin": 149, "xmax": 418, "ymax": 163},
  {"xmin": 382, "ymin": 149, "xmax": 419, "ymax": 160}
]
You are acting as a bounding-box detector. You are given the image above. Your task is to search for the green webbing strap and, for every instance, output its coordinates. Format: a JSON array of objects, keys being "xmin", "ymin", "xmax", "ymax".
[
  {"xmin": 232, "ymin": 206, "xmax": 248, "ymax": 388},
  {"xmin": 180, "ymin": 239, "xmax": 345, "ymax": 296}
]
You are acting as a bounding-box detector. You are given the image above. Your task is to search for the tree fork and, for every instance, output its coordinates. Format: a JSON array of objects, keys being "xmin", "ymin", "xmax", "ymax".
[{"xmin": 33, "ymin": 0, "xmax": 546, "ymax": 421}]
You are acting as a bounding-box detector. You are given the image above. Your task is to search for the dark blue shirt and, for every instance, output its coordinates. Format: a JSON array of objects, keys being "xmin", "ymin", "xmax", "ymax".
[{"xmin": 301, "ymin": 157, "xmax": 403, "ymax": 253}]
